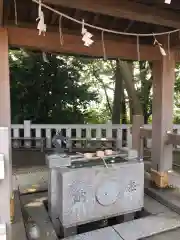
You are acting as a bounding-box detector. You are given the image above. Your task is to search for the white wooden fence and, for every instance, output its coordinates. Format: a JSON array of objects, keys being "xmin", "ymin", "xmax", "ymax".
[
  {"xmin": 11, "ymin": 120, "xmax": 132, "ymax": 149},
  {"xmin": 11, "ymin": 120, "xmax": 180, "ymax": 150}
]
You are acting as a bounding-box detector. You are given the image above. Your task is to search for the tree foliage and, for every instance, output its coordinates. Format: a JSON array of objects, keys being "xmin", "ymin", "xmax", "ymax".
[
  {"xmin": 10, "ymin": 49, "xmax": 180, "ymax": 125},
  {"xmin": 10, "ymin": 50, "xmax": 97, "ymax": 124}
]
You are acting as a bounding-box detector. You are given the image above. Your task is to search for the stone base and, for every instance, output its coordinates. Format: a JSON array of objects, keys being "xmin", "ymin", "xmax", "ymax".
[{"xmin": 151, "ymin": 169, "xmax": 169, "ymax": 188}]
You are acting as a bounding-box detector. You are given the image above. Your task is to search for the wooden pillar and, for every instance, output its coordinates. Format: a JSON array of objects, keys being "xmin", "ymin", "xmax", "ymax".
[
  {"xmin": 0, "ymin": 28, "xmax": 12, "ymax": 239},
  {"xmin": 151, "ymin": 51, "xmax": 175, "ymax": 188}
]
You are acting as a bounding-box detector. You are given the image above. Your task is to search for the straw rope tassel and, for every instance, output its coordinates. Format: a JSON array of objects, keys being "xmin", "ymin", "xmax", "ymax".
[
  {"xmin": 168, "ymin": 33, "xmax": 171, "ymax": 59},
  {"xmin": 14, "ymin": 0, "xmax": 18, "ymax": 25},
  {"xmin": 102, "ymin": 31, "xmax": 107, "ymax": 60},
  {"xmin": 137, "ymin": 35, "xmax": 140, "ymax": 62},
  {"xmin": 36, "ymin": 0, "xmax": 46, "ymax": 36},
  {"xmin": 59, "ymin": 15, "xmax": 64, "ymax": 45}
]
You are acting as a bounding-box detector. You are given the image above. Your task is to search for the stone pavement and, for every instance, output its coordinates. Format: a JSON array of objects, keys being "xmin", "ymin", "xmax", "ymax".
[{"xmin": 14, "ymin": 191, "xmax": 180, "ymax": 240}]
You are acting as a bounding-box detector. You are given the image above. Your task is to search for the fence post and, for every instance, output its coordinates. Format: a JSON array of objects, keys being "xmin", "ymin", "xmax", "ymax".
[
  {"xmin": 116, "ymin": 127, "xmax": 122, "ymax": 150},
  {"xmin": 106, "ymin": 122, "xmax": 113, "ymax": 148},
  {"xmin": 24, "ymin": 120, "xmax": 31, "ymax": 148},
  {"xmin": 176, "ymin": 129, "xmax": 180, "ymax": 149},
  {"xmin": 76, "ymin": 127, "xmax": 82, "ymax": 148},
  {"xmin": 132, "ymin": 115, "xmax": 144, "ymax": 156},
  {"xmin": 46, "ymin": 129, "xmax": 52, "ymax": 149},
  {"xmin": 35, "ymin": 128, "xmax": 41, "ymax": 148},
  {"xmin": 12, "ymin": 128, "xmax": 20, "ymax": 148},
  {"xmin": 146, "ymin": 139, "xmax": 152, "ymax": 149},
  {"xmin": 127, "ymin": 127, "xmax": 132, "ymax": 149}
]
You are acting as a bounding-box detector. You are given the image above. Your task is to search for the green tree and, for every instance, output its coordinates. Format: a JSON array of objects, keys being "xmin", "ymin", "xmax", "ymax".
[{"xmin": 10, "ymin": 50, "xmax": 97, "ymax": 124}]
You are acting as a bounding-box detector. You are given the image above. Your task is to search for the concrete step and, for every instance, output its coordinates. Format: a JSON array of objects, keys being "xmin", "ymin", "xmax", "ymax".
[
  {"xmin": 113, "ymin": 212, "xmax": 180, "ymax": 240},
  {"xmin": 63, "ymin": 227, "xmax": 122, "ymax": 240}
]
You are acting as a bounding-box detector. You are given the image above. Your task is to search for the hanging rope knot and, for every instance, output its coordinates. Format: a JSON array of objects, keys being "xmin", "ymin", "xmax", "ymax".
[{"xmin": 36, "ymin": 0, "xmax": 46, "ymax": 36}]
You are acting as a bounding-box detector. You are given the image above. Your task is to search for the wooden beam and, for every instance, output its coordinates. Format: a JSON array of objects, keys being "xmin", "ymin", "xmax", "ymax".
[
  {"xmin": 43, "ymin": 0, "xmax": 180, "ymax": 29},
  {"xmin": 7, "ymin": 26, "xmax": 161, "ymax": 60}
]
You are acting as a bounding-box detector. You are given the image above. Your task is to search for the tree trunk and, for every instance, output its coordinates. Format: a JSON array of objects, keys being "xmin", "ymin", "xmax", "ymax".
[
  {"xmin": 129, "ymin": 99, "xmax": 133, "ymax": 123},
  {"xmin": 112, "ymin": 60, "xmax": 123, "ymax": 124},
  {"xmin": 121, "ymin": 90, "xmax": 127, "ymax": 146},
  {"xmin": 92, "ymin": 67, "xmax": 112, "ymax": 115},
  {"xmin": 139, "ymin": 61, "xmax": 152, "ymax": 124},
  {"xmin": 118, "ymin": 59, "xmax": 143, "ymax": 116},
  {"xmin": 122, "ymin": 90, "xmax": 127, "ymax": 124},
  {"xmin": 118, "ymin": 60, "xmax": 144, "ymax": 149}
]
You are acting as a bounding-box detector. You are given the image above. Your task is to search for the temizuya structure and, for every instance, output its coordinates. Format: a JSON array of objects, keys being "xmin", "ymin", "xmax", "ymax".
[{"xmin": 1, "ymin": 0, "xmax": 180, "ymax": 238}]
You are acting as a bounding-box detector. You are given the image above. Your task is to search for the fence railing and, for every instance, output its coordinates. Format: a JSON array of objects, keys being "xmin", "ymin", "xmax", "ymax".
[
  {"xmin": 11, "ymin": 120, "xmax": 132, "ymax": 149},
  {"xmin": 11, "ymin": 120, "xmax": 180, "ymax": 150}
]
